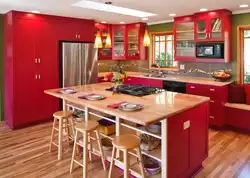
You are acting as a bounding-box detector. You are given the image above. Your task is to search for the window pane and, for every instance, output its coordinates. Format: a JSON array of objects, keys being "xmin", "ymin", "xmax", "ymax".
[
  {"xmin": 166, "ymin": 41, "xmax": 173, "ymax": 66},
  {"xmin": 166, "ymin": 35, "xmax": 173, "ymax": 40},
  {"xmin": 160, "ymin": 42, "xmax": 165, "ymax": 61},
  {"xmin": 155, "ymin": 42, "xmax": 160, "ymax": 60},
  {"xmin": 160, "ymin": 36, "xmax": 165, "ymax": 41},
  {"xmin": 155, "ymin": 36, "xmax": 160, "ymax": 41},
  {"xmin": 244, "ymin": 30, "xmax": 250, "ymax": 38},
  {"xmin": 244, "ymin": 38, "xmax": 250, "ymax": 75}
]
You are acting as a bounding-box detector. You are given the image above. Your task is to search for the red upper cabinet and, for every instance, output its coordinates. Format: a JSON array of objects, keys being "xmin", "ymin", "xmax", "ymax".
[
  {"xmin": 126, "ymin": 23, "xmax": 147, "ymax": 60},
  {"xmin": 95, "ymin": 23, "xmax": 112, "ymax": 60},
  {"xmin": 194, "ymin": 9, "xmax": 232, "ymax": 42},
  {"xmin": 174, "ymin": 15, "xmax": 195, "ymax": 61},
  {"xmin": 112, "ymin": 25, "xmax": 126, "ymax": 60}
]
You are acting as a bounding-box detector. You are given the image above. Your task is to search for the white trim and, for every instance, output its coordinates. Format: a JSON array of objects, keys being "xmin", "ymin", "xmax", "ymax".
[
  {"xmin": 147, "ymin": 19, "xmax": 174, "ymax": 25},
  {"xmin": 233, "ymin": 9, "xmax": 250, "ymax": 15}
]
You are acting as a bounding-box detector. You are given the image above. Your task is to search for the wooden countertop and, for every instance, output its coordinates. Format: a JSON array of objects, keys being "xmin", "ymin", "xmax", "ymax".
[
  {"xmin": 98, "ymin": 72, "xmax": 232, "ymax": 86},
  {"xmin": 45, "ymin": 83, "xmax": 209, "ymax": 126}
]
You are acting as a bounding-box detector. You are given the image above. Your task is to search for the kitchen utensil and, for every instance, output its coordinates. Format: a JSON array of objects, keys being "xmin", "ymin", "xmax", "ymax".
[
  {"xmin": 60, "ymin": 88, "xmax": 76, "ymax": 94},
  {"xmin": 118, "ymin": 103, "xmax": 144, "ymax": 111}
]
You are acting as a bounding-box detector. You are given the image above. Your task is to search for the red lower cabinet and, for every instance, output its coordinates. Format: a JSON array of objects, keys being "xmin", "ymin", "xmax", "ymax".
[
  {"xmin": 124, "ymin": 76, "xmax": 163, "ymax": 88},
  {"xmin": 186, "ymin": 83, "xmax": 228, "ymax": 127},
  {"xmin": 168, "ymin": 102, "xmax": 209, "ymax": 178}
]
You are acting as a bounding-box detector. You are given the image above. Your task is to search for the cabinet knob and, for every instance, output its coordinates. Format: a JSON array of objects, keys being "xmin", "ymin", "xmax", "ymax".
[
  {"xmin": 210, "ymin": 88, "xmax": 215, "ymax": 92},
  {"xmin": 190, "ymin": 86, "xmax": 195, "ymax": 89},
  {"xmin": 35, "ymin": 75, "xmax": 38, "ymax": 79},
  {"xmin": 183, "ymin": 120, "xmax": 190, "ymax": 130},
  {"xmin": 209, "ymin": 116, "xmax": 215, "ymax": 119},
  {"xmin": 38, "ymin": 58, "xmax": 41, "ymax": 63},
  {"xmin": 76, "ymin": 34, "xmax": 78, "ymax": 39},
  {"xmin": 209, "ymin": 33, "xmax": 211, "ymax": 38},
  {"xmin": 78, "ymin": 34, "xmax": 80, "ymax": 39},
  {"xmin": 38, "ymin": 75, "xmax": 41, "ymax": 79},
  {"xmin": 210, "ymin": 100, "xmax": 215, "ymax": 103}
]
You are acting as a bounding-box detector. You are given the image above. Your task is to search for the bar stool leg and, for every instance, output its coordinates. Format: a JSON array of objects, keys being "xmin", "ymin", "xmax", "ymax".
[
  {"xmin": 108, "ymin": 146, "xmax": 116, "ymax": 178},
  {"xmin": 88, "ymin": 133, "xmax": 92, "ymax": 161},
  {"xmin": 95, "ymin": 130, "xmax": 107, "ymax": 170},
  {"xmin": 49, "ymin": 118, "xmax": 56, "ymax": 153},
  {"xmin": 70, "ymin": 130, "xmax": 79, "ymax": 173},
  {"xmin": 83, "ymin": 131, "xmax": 88, "ymax": 178},
  {"xmin": 58, "ymin": 118, "xmax": 63, "ymax": 160},
  {"xmin": 65, "ymin": 118, "xmax": 71, "ymax": 145},
  {"xmin": 123, "ymin": 150, "xmax": 129, "ymax": 178},
  {"xmin": 136, "ymin": 148, "xmax": 145, "ymax": 178}
]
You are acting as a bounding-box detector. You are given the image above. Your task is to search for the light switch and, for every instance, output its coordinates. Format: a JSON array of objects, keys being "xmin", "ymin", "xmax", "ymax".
[
  {"xmin": 183, "ymin": 120, "xmax": 190, "ymax": 130},
  {"xmin": 180, "ymin": 64, "xmax": 185, "ymax": 70}
]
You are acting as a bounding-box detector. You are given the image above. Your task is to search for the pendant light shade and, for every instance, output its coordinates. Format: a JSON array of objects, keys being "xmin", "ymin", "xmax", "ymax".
[
  {"xmin": 94, "ymin": 29, "xmax": 103, "ymax": 48},
  {"xmin": 105, "ymin": 25, "xmax": 112, "ymax": 48},
  {"xmin": 143, "ymin": 28, "xmax": 150, "ymax": 47}
]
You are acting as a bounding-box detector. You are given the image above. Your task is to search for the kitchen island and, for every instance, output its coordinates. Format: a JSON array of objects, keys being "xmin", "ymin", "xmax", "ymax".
[{"xmin": 45, "ymin": 82, "xmax": 210, "ymax": 178}]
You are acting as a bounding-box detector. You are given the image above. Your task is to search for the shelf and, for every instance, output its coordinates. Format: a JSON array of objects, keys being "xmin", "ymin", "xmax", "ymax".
[
  {"xmin": 176, "ymin": 39, "xmax": 194, "ymax": 41},
  {"xmin": 128, "ymin": 35, "xmax": 138, "ymax": 37},
  {"xmin": 114, "ymin": 36, "xmax": 124, "ymax": 38},
  {"xmin": 128, "ymin": 41, "xmax": 138, "ymax": 44},
  {"xmin": 128, "ymin": 48, "xmax": 138, "ymax": 50},
  {"xmin": 212, "ymin": 31, "xmax": 222, "ymax": 33},
  {"xmin": 176, "ymin": 30, "xmax": 194, "ymax": 33},
  {"xmin": 197, "ymin": 32, "xmax": 206, "ymax": 34}
]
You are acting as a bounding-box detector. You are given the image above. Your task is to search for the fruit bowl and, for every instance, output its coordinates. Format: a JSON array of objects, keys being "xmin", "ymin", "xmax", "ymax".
[{"xmin": 211, "ymin": 71, "xmax": 232, "ymax": 82}]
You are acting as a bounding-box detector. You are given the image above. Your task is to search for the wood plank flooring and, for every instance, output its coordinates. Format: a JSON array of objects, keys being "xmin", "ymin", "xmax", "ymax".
[{"xmin": 1, "ymin": 121, "xmax": 250, "ymax": 178}]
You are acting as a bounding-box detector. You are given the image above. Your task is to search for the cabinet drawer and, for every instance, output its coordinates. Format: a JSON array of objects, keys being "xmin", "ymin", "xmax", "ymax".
[
  {"xmin": 186, "ymin": 83, "xmax": 208, "ymax": 96},
  {"xmin": 149, "ymin": 79, "xmax": 163, "ymax": 88},
  {"xmin": 209, "ymin": 101, "xmax": 225, "ymax": 126}
]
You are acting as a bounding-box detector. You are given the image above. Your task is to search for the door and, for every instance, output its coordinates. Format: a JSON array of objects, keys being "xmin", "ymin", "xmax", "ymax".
[
  {"xmin": 13, "ymin": 17, "xmax": 37, "ymax": 126},
  {"xmin": 112, "ymin": 25, "xmax": 126, "ymax": 59},
  {"xmin": 126, "ymin": 24, "xmax": 140, "ymax": 59},
  {"xmin": 209, "ymin": 17, "xmax": 223, "ymax": 40},
  {"xmin": 99, "ymin": 26, "xmax": 112, "ymax": 60},
  {"xmin": 80, "ymin": 43, "xmax": 98, "ymax": 85},
  {"xmin": 62, "ymin": 43, "xmax": 82, "ymax": 87},
  {"xmin": 56, "ymin": 19, "xmax": 79, "ymax": 41},
  {"xmin": 35, "ymin": 19, "xmax": 59, "ymax": 120},
  {"xmin": 195, "ymin": 17, "xmax": 209, "ymax": 41}
]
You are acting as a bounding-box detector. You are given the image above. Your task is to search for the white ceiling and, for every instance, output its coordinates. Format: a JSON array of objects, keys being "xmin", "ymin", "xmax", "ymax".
[{"xmin": 0, "ymin": 0, "xmax": 249, "ymax": 24}]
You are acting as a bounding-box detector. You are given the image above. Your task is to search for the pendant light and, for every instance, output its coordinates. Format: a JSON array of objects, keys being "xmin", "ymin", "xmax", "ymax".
[
  {"xmin": 143, "ymin": 26, "xmax": 150, "ymax": 47},
  {"xmin": 94, "ymin": 29, "xmax": 103, "ymax": 48},
  {"xmin": 105, "ymin": 24, "xmax": 112, "ymax": 48}
]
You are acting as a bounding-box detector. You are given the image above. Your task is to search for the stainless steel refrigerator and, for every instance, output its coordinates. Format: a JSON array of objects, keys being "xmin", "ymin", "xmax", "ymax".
[{"xmin": 60, "ymin": 42, "xmax": 98, "ymax": 88}]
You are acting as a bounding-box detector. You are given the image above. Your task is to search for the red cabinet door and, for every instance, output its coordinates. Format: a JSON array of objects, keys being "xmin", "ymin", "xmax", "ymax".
[
  {"xmin": 126, "ymin": 24, "xmax": 140, "ymax": 60},
  {"xmin": 35, "ymin": 19, "xmax": 59, "ymax": 120},
  {"xmin": 194, "ymin": 14, "xmax": 209, "ymax": 42},
  {"xmin": 112, "ymin": 25, "xmax": 126, "ymax": 60},
  {"xmin": 149, "ymin": 79, "xmax": 163, "ymax": 88},
  {"xmin": 186, "ymin": 83, "xmax": 208, "ymax": 96},
  {"xmin": 96, "ymin": 23, "xmax": 112, "ymax": 60},
  {"xmin": 78, "ymin": 20, "xmax": 95, "ymax": 42},
  {"xmin": 13, "ymin": 17, "xmax": 37, "ymax": 127},
  {"xmin": 55, "ymin": 19, "xmax": 79, "ymax": 41},
  {"xmin": 168, "ymin": 113, "xmax": 190, "ymax": 178}
]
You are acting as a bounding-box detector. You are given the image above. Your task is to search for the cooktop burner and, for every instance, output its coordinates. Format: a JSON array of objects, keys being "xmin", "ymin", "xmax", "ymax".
[{"xmin": 106, "ymin": 84, "xmax": 165, "ymax": 97}]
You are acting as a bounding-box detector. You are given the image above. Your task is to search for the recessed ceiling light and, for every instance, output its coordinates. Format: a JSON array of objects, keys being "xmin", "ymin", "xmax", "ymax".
[
  {"xmin": 200, "ymin": 8, "xmax": 208, "ymax": 12},
  {"xmin": 31, "ymin": 10, "xmax": 40, "ymax": 14},
  {"xmin": 72, "ymin": 0, "xmax": 157, "ymax": 18},
  {"xmin": 239, "ymin": 4, "xmax": 249, "ymax": 8},
  {"xmin": 101, "ymin": 21, "xmax": 107, "ymax": 24},
  {"xmin": 142, "ymin": 17, "xmax": 148, "ymax": 21},
  {"xmin": 120, "ymin": 22, "xmax": 125, "ymax": 24},
  {"xmin": 169, "ymin": 13, "xmax": 176, "ymax": 17}
]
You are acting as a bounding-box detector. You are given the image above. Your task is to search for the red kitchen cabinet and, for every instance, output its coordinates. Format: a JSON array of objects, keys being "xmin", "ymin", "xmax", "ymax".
[
  {"xmin": 95, "ymin": 23, "xmax": 112, "ymax": 60},
  {"xmin": 126, "ymin": 23, "xmax": 148, "ymax": 60},
  {"xmin": 112, "ymin": 25, "xmax": 126, "ymax": 60},
  {"xmin": 168, "ymin": 102, "xmax": 209, "ymax": 178},
  {"xmin": 174, "ymin": 15, "xmax": 195, "ymax": 61},
  {"xmin": 124, "ymin": 77, "xmax": 163, "ymax": 88},
  {"xmin": 186, "ymin": 83, "xmax": 228, "ymax": 127},
  {"xmin": 194, "ymin": 9, "xmax": 232, "ymax": 42}
]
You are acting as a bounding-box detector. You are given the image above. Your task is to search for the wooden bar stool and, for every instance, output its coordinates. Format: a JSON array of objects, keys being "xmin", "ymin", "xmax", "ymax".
[
  {"xmin": 49, "ymin": 110, "xmax": 74, "ymax": 160},
  {"xmin": 108, "ymin": 134, "xmax": 145, "ymax": 178},
  {"xmin": 70, "ymin": 120, "xmax": 107, "ymax": 177}
]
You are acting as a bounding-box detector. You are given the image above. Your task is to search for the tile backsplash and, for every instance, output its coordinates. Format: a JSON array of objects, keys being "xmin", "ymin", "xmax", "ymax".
[{"xmin": 98, "ymin": 60, "xmax": 232, "ymax": 79}]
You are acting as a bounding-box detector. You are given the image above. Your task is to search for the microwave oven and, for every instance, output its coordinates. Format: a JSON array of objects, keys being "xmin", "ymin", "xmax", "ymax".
[{"xmin": 196, "ymin": 43, "xmax": 224, "ymax": 58}]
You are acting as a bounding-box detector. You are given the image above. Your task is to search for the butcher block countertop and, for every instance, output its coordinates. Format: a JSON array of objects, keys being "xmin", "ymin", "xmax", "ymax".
[
  {"xmin": 45, "ymin": 83, "xmax": 209, "ymax": 126},
  {"xmin": 98, "ymin": 72, "xmax": 232, "ymax": 86}
]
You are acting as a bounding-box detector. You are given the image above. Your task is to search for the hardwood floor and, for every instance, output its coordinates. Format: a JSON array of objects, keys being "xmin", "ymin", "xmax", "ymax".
[{"xmin": 1, "ymin": 121, "xmax": 250, "ymax": 178}]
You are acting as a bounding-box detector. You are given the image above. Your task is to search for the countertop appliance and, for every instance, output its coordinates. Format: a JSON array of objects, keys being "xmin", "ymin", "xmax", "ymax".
[
  {"xmin": 106, "ymin": 84, "xmax": 165, "ymax": 97},
  {"xmin": 163, "ymin": 81, "xmax": 186, "ymax": 93},
  {"xmin": 59, "ymin": 42, "xmax": 98, "ymax": 88},
  {"xmin": 196, "ymin": 43, "xmax": 224, "ymax": 59}
]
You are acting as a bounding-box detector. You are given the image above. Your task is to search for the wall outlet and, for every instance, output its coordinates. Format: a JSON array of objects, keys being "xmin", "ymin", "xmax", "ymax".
[
  {"xmin": 180, "ymin": 64, "xmax": 185, "ymax": 70},
  {"xmin": 183, "ymin": 120, "xmax": 190, "ymax": 130}
]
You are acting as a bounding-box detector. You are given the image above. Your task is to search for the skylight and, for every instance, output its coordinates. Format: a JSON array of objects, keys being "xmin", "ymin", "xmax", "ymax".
[{"xmin": 72, "ymin": 0, "xmax": 157, "ymax": 18}]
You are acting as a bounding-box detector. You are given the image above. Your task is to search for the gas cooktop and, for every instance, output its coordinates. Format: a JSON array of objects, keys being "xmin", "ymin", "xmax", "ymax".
[{"xmin": 106, "ymin": 84, "xmax": 165, "ymax": 97}]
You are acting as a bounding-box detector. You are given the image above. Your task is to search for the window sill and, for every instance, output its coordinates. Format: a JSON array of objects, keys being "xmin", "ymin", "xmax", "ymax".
[{"xmin": 149, "ymin": 67, "xmax": 179, "ymax": 71}]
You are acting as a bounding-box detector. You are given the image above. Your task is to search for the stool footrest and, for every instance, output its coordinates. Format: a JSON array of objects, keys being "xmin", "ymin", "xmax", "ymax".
[
  {"xmin": 53, "ymin": 128, "xmax": 59, "ymax": 131},
  {"xmin": 51, "ymin": 142, "xmax": 58, "ymax": 147},
  {"xmin": 73, "ymin": 160, "xmax": 84, "ymax": 167}
]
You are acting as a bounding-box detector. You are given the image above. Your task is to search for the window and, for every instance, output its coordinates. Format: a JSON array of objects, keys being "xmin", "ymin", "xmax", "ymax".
[
  {"xmin": 151, "ymin": 32, "xmax": 177, "ymax": 69},
  {"xmin": 244, "ymin": 30, "xmax": 250, "ymax": 83},
  {"xmin": 237, "ymin": 26, "xmax": 250, "ymax": 84}
]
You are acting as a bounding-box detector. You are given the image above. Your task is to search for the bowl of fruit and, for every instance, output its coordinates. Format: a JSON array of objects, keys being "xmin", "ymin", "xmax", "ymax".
[{"xmin": 211, "ymin": 70, "xmax": 232, "ymax": 82}]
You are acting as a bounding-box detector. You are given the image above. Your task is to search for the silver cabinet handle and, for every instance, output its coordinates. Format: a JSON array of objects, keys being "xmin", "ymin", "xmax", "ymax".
[
  {"xmin": 209, "ymin": 33, "xmax": 211, "ymax": 38},
  {"xmin": 38, "ymin": 75, "xmax": 41, "ymax": 79},
  {"xmin": 76, "ymin": 34, "xmax": 78, "ymax": 39},
  {"xmin": 78, "ymin": 34, "xmax": 80, "ymax": 39},
  {"xmin": 209, "ymin": 116, "xmax": 215, "ymax": 119},
  {"xmin": 210, "ymin": 100, "xmax": 215, "ymax": 103},
  {"xmin": 210, "ymin": 88, "xmax": 215, "ymax": 92},
  {"xmin": 190, "ymin": 86, "xmax": 195, "ymax": 89},
  {"xmin": 38, "ymin": 58, "xmax": 41, "ymax": 63},
  {"xmin": 35, "ymin": 58, "xmax": 38, "ymax": 63},
  {"xmin": 35, "ymin": 75, "xmax": 38, "ymax": 79}
]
